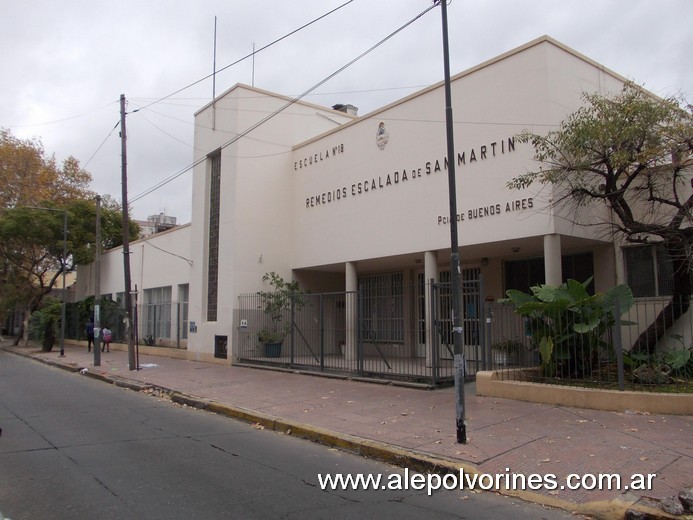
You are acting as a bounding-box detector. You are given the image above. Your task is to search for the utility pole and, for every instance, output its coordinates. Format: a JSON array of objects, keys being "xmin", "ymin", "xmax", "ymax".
[
  {"xmin": 120, "ymin": 94, "xmax": 136, "ymax": 371},
  {"xmin": 437, "ymin": 0, "xmax": 466, "ymax": 444},
  {"xmin": 59, "ymin": 209, "xmax": 67, "ymax": 357},
  {"xmin": 94, "ymin": 195, "xmax": 102, "ymax": 366}
]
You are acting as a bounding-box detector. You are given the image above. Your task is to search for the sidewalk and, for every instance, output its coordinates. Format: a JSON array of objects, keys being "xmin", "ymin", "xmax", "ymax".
[{"xmin": 3, "ymin": 341, "xmax": 691, "ymax": 519}]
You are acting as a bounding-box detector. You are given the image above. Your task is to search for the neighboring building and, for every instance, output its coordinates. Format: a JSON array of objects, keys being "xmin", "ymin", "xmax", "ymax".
[
  {"xmin": 74, "ymin": 36, "xmax": 691, "ymax": 366},
  {"xmin": 76, "ymin": 224, "xmax": 192, "ymax": 348},
  {"xmin": 136, "ymin": 213, "xmax": 179, "ymax": 238}
]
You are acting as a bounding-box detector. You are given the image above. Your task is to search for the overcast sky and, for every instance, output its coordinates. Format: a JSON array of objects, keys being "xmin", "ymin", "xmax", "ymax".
[{"xmin": 2, "ymin": 0, "xmax": 691, "ymax": 224}]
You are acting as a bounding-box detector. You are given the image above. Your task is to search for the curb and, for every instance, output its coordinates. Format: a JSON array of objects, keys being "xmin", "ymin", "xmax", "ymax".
[{"xmin": 2, "ymin": 346, "xmax": 681, "ymax": 520}]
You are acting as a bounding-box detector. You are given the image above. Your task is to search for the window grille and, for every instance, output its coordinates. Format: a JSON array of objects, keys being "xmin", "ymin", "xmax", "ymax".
[
  {"xmin": 359, "ymin": 273, "xmax": 404, "ymax": 342},
  {"xmin": 624, "ymin": 244, "xmax": 675, "ymax": 297}
]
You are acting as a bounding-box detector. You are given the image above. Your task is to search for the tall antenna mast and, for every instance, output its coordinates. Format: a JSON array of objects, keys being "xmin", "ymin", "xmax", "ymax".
[
  {"xmin": 212, "ymin": 16, "xmax": 218, "ymax": 130},
  {"xmin": 212, "ymin": 16, "xmax": 217, "ymax": 99},
  {"xmin": 252, "ymin": 42, "xmax": 255, "ymax": 87}
]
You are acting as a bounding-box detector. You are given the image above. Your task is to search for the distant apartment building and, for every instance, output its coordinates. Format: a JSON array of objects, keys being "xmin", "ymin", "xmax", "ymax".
[{"xmin": 136, "ymin": 213, "xmax": 178, "ymax": 238}]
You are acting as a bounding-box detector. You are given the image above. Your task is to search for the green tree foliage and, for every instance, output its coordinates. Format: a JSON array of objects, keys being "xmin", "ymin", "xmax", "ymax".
[
  {"xmin": 508, "ymin": 84, "xmax": 693, "ymax": 353},
  {"xmin": 0, "ymin": 128, "xmax": 139, "ymax": 342},
  {"xmin": 257, "ymin": 272, "xmax": 306, "ymax": 343},
  {"xmin": 0, "ymin": 202, "xmax": 139, "ymax": 308}
]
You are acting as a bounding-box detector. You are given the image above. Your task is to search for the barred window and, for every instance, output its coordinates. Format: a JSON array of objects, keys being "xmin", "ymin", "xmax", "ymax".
[
  {"xmin": 359, "ymin": 273, "xmax": 403, "ymax": 342},
  {"xmin": 143, "ymin": 286, "xmax": 172, "ymax": 339},
  {"xmin": 624, "ymin": 245, "xmax": 674, "ymax": 297},
  {"xmin": 179, "ymin": 284, "xmax": 189, "ymax": 340}
]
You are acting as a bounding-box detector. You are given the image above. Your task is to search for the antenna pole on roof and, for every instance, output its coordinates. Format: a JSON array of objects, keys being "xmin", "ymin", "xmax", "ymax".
[{"xmin": 212, "ymin": 16, "xmax": 217, "ymax": 99}]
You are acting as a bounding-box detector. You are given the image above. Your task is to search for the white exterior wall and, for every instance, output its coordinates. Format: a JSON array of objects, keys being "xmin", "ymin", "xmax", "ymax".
[
  {"xmin": 187, "ymin": 86, "xmax": 354, "ymax": 354},
  {"xmin": 75, "ymin": 224, "xmax": 192, "ymax": 344}
]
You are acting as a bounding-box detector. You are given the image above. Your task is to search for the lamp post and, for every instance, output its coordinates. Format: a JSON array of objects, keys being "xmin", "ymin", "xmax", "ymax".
[{"xmin": 28, "ymin": 206, "xmax": 68, "ymax": 357}]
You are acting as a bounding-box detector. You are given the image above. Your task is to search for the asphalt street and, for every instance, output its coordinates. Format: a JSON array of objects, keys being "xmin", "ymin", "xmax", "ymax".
[{"xmin": 0, "ymin": 350, "xmax": 579, "ymax": 520}]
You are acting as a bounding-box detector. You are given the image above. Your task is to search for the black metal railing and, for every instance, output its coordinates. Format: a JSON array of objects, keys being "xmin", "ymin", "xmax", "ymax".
[
  {"xmin": 487, "ymin": 297, "xmax": 692, "ymax": 393},
  {"xmin": 237, "ymin": 278, "xmax": 484, "ymax": 386}
]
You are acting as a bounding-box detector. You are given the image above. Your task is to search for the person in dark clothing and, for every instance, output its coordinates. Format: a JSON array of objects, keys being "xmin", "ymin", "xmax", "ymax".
[{"xmin": 86, "ymin": 321, "xmax": 95, "ymax": 352}]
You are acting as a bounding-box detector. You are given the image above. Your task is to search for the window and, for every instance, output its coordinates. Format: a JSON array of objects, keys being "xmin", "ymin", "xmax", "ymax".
[
  {"xmin": 624, "ymin": 244, "xmax": 674, "ymax": 297},
  {"xmin": 178, "ymin": 284, "xmax": 189, "ymax": 340},
  {"xmin": 359, "ymin": 273, "xmax": 403, "ymax": 342},
  {"xmin": 504, "ymin": 252, "xmax": 594, "ymax": 294},
  {"xmin": 207, "ymin": 150, "xmax": 221, "ymax": 321},
  {"xmin": 143, "ymin": 286, "xmax": 172, "ymax": 339},
  {"xmin": 504, "ymin": 257, "xmax": 544, "ymax": 294}
]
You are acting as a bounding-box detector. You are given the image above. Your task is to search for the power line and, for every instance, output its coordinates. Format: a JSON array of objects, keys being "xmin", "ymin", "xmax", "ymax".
[
  {"xmin": 134, "ymin": 1, "xmax": 355, "ymax": 113},
  {"xmin": 130, "ymin": 3, "xmax": 438, "ymax": 205},
  {"xmin": 81, "ymin": 120, "xmax": 121, "ymax": 171},
  {"xmin": 6, "ymin": 100, "xmax": 117, "ymax": 129}
]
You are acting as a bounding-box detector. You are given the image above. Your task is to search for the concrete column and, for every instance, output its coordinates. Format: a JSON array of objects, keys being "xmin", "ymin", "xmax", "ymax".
[
  {"xmin": 544, "ymin": 234, "xmax": 562, "ymax": 286},
  {"xmin": 424, "ymin": 251, "xmax": 438, "ymax": 367},
  {"xmin": 345, "ymin": 261, "xmax": 357, "ymax": 363}
]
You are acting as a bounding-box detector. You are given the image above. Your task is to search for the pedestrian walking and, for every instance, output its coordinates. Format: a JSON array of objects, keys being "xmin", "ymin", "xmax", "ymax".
[
  {"xmin": 86, "ymin": 320, "xmax": 95, "ymax": 352},
  {"xmin": 102, "ymin": 326, "xmax": 112, "ymax": 353}
]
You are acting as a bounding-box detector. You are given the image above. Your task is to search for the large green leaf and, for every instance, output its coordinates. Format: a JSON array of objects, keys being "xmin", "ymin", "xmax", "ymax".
[{"xmin": 603, "ymin": 284, "xmax": 634, "ymax": 315}]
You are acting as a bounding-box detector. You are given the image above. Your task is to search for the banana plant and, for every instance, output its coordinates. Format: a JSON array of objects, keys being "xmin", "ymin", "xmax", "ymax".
[{"xmin": 503, "ymin": 279, "xmax": 633, "ymax": 377}]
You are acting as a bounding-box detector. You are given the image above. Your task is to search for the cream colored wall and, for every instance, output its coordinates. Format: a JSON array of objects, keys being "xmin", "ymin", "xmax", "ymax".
[
  {"xmin": 75, "ymin": 224, "xmax": 191, "ymax": 300},
  {"xmin": 188, "ymin": 85, "xmax": 354, "ymax": 354},
  {"xmin": 290, "ymin": 39, "xmax": 626, "ymax": 270},
  {"xmin": 74, "ymin": 225, "xmax": 192, "ymax": 344}
]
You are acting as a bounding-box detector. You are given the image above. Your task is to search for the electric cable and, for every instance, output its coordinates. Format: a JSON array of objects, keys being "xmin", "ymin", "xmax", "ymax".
[
  {"xmin": 81, "ymin": 120, "xmax": 121, "ymax": 171},
  {"xmin": 130, "ymin": 3, "xmax": 438, "ymax": 204},
  {"xmin": 134, "ymin": 0, "xmax": 355, "ymax": 113}
]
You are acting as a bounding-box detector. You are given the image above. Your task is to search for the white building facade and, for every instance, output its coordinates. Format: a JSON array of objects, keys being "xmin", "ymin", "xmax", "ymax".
[{"xmin": 76, "ymin": 36, "xmax": 686, "ymax": 367}]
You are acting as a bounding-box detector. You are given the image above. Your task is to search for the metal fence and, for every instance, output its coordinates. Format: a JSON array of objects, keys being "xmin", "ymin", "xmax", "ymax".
[
  {"xmin": 237, "ymin": 279, "xmax": 485, "ymax": 386},
  {"xmin": 487, "ymin": 297, "xmax": 693, "ymax": 393},
  {"xmin": 53, "ymin": 300, "xmax": 189, "ymax": 349}
]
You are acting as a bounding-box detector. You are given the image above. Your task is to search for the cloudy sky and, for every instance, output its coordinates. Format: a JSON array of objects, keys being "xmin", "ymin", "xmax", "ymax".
[{"xmin": 2, "ymin": 0, "xmax": 691, "ymax": 224}]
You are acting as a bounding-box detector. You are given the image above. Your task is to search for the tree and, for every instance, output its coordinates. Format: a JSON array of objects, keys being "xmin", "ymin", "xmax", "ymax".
[
  {"xmin": 0, "ymin": 128, "xmax": 139, "ymax": 345},
  {"xmin": 0, "ymin": 201, "xmax": 139, "ymax": 347},
  {"xmin": 0, "ymin": 129, "xmax": 92, "ymax": 208},
  {"xmin": 508, "ymin": 84, "xmax": 693, "ymax": 354}
]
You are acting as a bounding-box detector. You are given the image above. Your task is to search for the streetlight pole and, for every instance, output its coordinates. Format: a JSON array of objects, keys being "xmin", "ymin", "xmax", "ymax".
[{"xmin": 436, "ymin": 0, "xmax": 466, "ymax": 443}]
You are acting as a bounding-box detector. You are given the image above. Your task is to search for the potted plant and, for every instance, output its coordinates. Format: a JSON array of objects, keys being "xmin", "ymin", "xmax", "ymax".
[
  {"xmin": 491, "ymin": 338, "xmax": 523, "ymax": 366},
  {"xmin": 257, "ymin": 272, "xmax": 305, "ymax": 358}
]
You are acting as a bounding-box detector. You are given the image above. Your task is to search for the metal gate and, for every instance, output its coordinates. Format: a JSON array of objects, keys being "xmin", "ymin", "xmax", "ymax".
[{"xmin": 431, "ymin": 268, "xmax": 485, "ymax": 378}]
